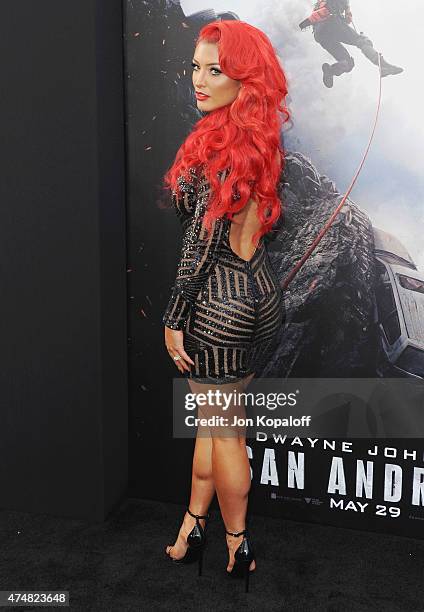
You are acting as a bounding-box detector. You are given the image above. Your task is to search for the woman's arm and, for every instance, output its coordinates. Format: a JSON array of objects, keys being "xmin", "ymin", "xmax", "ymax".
[
  {"xmin": 163, "ymin": 194, "xmax": 225, "ymax": 373},
  {"xmin": 162, "ymin": 191, "xmax": 227, "ymax": 330}
]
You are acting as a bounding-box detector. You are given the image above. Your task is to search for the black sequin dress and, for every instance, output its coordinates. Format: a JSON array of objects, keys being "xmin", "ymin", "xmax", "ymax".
[{"xmin": 163, "ymin": 166, "xmax": 285, "ymax": 384}]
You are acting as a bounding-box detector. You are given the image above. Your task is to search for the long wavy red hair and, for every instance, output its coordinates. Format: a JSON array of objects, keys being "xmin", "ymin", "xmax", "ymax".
[{"xmin": 163, "ymin": 20, "xmax": 290, "ymax": 246}]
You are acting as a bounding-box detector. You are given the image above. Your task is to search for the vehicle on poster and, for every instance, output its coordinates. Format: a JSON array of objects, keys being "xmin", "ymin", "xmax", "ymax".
[{"xmin": 373, "ymin": 227, "xmax": 424, "ymax": 379}]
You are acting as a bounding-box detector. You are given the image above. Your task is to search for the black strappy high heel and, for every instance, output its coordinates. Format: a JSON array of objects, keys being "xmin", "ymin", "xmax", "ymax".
[
  {"xmin": 225, "ymin": 527, "xmax": 256, "ymax": 593},
  {"xmin": 165, "ymin": 507, "xmax": 210, "ymax": 576}
]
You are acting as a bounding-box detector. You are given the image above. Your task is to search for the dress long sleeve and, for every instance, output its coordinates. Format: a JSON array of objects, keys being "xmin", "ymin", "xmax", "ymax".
[{"xmin": 162, "ymin": 172, "xmax": 227, "ymax": 330}]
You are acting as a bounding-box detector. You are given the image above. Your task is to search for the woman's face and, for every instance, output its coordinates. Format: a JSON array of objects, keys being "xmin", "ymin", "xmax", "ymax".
[{"xmin": 192, "ymin": 41, "xmax": 241, "ymax": 112}]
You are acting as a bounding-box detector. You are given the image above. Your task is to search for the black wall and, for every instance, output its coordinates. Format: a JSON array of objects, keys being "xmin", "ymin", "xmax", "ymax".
[{"xmin": 0, "ymin": 1, "xmax": 128, "ymax": 521}]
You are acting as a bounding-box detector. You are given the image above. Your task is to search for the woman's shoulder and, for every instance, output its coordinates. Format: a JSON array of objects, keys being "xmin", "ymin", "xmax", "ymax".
[
  {"xmin": 172, "ymin": 165, "xmax": 232, "ymax": 223},
  {"xmin": 175, "ymin": 164, "xmax": 214, "ymax": 206},
  {"xmin": 172, "ymin": 166, "xmax": 201, "ymax": 219}
]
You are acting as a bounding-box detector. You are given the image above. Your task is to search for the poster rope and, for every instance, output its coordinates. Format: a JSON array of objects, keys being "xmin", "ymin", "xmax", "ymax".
[{"xmin": 281, "ymin": 52, "xmax": 383, "ymax": 291}]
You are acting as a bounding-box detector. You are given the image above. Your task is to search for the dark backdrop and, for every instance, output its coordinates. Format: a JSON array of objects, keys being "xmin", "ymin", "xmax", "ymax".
[{"xmin": 0, "ymin": 1, "xmax": 128, "ymax": 521}]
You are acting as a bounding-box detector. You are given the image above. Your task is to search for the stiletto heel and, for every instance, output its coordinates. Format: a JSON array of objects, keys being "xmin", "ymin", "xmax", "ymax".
[
  {"xmin": 225, "ymin": 527, "xmax": 256, "ymax": 593},
  {"xmin": 165, "ymin": 507, "xmax": 210, "ymax": 576},
  {"xmin": 198, "ymin": 542, "xmax": 204, "ymax": 577}
]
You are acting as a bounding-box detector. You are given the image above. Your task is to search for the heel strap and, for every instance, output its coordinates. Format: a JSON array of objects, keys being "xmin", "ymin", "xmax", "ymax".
[
  {"xmin": 187, "ymin": 507, "xmax": 209, "ymax": 520},
  {"xmin": 225, "ymin": 528, "xmax": 247, "ymax": 537}
]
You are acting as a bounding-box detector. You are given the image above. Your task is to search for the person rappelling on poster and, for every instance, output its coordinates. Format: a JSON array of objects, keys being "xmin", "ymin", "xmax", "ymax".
[{"xmin": 299, "ymin": 0, "xmax": 404, "ymax": 88}]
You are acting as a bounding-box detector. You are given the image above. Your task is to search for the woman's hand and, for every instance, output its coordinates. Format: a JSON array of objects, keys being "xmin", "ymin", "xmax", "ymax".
[{"xmin": 164, "ymin": 326, "xmax": 195, "ymax": 374}]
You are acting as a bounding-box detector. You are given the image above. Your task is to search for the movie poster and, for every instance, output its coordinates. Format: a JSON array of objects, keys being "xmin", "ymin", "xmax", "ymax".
[{"xmin": 124, "ymin": 0, "xmax": 424, "ymax": 537}]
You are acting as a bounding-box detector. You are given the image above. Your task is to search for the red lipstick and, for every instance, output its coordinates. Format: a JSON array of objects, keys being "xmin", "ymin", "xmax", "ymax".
[{"xmin": 195, "ymin": 91, "xmax": 210, "ymax": 101}]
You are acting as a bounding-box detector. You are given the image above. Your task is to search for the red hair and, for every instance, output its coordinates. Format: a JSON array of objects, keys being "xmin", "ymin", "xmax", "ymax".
[{"xmin": 163, "ymin": 20, "xmax": 290, "ymax": 246}]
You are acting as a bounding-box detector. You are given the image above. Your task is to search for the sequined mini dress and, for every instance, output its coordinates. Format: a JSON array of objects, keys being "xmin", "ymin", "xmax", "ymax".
[{"xmin": 162, "ymin": 167, "xmax": 285, "ymax": 384}]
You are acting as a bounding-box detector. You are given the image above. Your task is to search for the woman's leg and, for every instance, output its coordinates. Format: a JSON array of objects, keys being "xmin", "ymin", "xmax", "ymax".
[
  {"xmin": 165, "ymin": 405, "xmax": 215, "ymax": 559},
  {"xmin": 188, "ymin": 373, "xmax": 256, "ymax": 571},
  {"xmin": 190, "ymin": 427, "xmax": 216, "ymax": 512},
  {"xmin": 213, "ymin": 434, "xmax": 256, "ymax": 572}
]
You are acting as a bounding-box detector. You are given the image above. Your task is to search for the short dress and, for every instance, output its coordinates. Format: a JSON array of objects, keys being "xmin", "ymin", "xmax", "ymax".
[{"xmin": 162, "ymin": 166, "xmax": 285, "ymax": 384}]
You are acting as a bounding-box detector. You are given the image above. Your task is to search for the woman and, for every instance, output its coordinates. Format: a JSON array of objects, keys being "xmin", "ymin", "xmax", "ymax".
[{"xmin": 162, "ymin": 20, "xmax": 289, "ymax": 592}]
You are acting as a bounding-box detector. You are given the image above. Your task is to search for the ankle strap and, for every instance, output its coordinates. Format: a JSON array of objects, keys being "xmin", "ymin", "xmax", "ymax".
[
  {"xmin": 187, "ymin": 507, "xmax": 209, "ymax": 520},
  {"xmin": 225, "ymin": 528, "xmax": 247, "ymax": 537}
]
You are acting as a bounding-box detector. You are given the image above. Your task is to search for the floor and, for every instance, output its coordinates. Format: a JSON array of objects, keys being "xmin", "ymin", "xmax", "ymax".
[{"xmin": 0, "ymin": 498, "xmax": 423, "ymax": 611}]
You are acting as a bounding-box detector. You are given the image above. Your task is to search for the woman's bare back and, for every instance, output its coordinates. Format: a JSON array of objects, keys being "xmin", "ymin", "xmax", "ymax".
[{"xmin": 228, "ymin": 198, "xmax": 262, "ymax": 262}]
